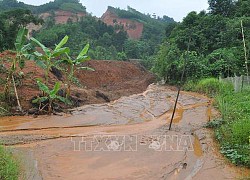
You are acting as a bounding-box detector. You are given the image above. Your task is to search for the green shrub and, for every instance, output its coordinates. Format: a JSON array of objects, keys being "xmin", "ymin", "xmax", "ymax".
[
  {"xmin": 216, "ymin": 92, "xmax": 250, "ymax": 167},
  {"xmin": 183, "ymin": 80, "xmax": 197, "ymax": 91},
  {"xmin": 195, "ymin": 78, "xmax": 221, "ymax": 96},
  {"xmin": 184, "ymin": 78, "xmax": 233, "ymax": 96},
  {"xmin": 60, "ymin": 3, "xmax": 86, "ymax": 13},
  {"xmin": 190, "ymin": 78, "xmax": 249, "ymax": 167},
  {"xmin": 0, "ymin": 146, "xmax": 19, "ymax": 180}
]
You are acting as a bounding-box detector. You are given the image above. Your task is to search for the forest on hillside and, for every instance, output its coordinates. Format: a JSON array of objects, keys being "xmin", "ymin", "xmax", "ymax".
[
  {"xmin": 152, "ymin": 0, "xmax": 250, "ymax": 168},
  {"xmin": 0, "ymin": 0, "xmax": 175, "ymax": 69},
  {"xmin": 0, "ymin": 0, "xmax": 249, "ymax": 80},
  {"xmin": 153, "ymin": 0, "xmax": 250, "ymax": 82},
  {"xmin": 0, "ymin": 0, "xmax": 86, "ymax": 13}
]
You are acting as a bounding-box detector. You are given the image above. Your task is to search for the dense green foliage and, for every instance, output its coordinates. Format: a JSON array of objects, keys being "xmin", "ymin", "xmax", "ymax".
[
  {"xmin": 184, "ymin": 78, "xmax": 250, "ymax": 167},
  {"xmin": 0, "ymin": 9, "xmax": 42, "ymax": 51},
  {"xmin": 34, "ymin": 0, "xmax": 86, "ymax": 13},
  {"xmin": 0, "ymin": 1, "xmax": 175, "ymax": 65},
  {"xmin": 33, "ymin": 80, "xmax": 70, "ymax": 114},
  {"xmin": 33, "ymin": 16, "xmax": 128, "ymax": 59},
  {"xmin": 0, "ymin": 0, "xmax": 86, "ymax": 13},
  {"xmin": 56, "ymin": 43, "xmax": 94, "ymax": 98},
  {"xmin": 0, "ymin": 146, "xmax": 19, "ymax": 180},
  {"xmin": 3, "ymin": 28, "xmax": 34, "ymax": 111},
  {"xmin": 33, "ymin": 5, "xmax": 175, "ymax": 62},
  {"xmin": 215, "ymin": 90, "xmax": 250, "ymax": 167},
  {"xmin": 33, "ymin": 10, "xmax": 174, "ymax": 62},
  {"xmin": 0, "ymin": 0, "xmax": 32, "ymax": 11},
  {"xmin": 30, "ymin": 31, "xmax": 94, "ymax": 113},
  {"xmin": 153, "ymin": 0, "xmax": 250, "ymax": 83}
]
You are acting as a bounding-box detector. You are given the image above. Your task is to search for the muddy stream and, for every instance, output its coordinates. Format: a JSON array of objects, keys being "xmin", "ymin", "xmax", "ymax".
[{"xmin": 0, "ymin": 84, "xmax": 246, "ymax": 180}]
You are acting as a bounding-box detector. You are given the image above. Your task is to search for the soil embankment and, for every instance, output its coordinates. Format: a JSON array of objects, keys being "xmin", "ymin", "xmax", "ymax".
[{"xmin": 0, "ymin": 51, "xmax": 155, "ymax": 112}]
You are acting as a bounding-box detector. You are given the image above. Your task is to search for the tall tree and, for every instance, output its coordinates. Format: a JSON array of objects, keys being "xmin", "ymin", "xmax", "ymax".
[
  {"xmin": 0, "ymin": 9, "xmax": 42, "ymax": 51},
  {"xmin": 208, "ymin": 0, "xmax": 236, "ymax": 17}
]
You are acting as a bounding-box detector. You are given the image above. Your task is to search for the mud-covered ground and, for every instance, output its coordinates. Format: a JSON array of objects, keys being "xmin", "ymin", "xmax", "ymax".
[
  {"xmin": 0, "ymin": 84, "xmax": 248, "ymax": 180},
  {"xmin": 0, "ymin": 51, "xmax": 155, "ymax": 112}
]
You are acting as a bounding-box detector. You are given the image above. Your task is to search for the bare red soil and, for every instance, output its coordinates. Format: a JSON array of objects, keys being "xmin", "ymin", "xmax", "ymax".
[
  {"xmin": 0, "ymin": 52, "xmax": 155, "ymax": 112},
  {"xmin": 28, "ymin": 9, "xmax": 143, "ymax": 40},
  {"xmin": 101, "ymin": 9, "xmax": 144, "ymax": 39},
  {"xmin": 27, "ymin": 10, "xmax": 86, "ymax": 36}
]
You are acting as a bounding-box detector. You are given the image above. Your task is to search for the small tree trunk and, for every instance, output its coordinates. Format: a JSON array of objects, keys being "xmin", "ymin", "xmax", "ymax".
[
  {"xmin": 66, "ymin": 84, "xmax": 71, "ymax": 99},
  {"xmin": 241, "ymin": 20, "xmax": 249, "ymax": 82},
  {"xmin": 12, "ymin": 75, "xmax": 22, "ymax": 111},
  {"xmin": 48, "ymin": 99, "xmax": 52, "ymax": 115}
]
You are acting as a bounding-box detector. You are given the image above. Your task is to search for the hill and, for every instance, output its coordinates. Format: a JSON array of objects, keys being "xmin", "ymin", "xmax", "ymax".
[
  {"xmin": 0, "ymin": 0, "xmax": 86, "ymax": 25},
  {"xmin": 0, "ymin": 0, "xmax": 176, "ymax": 67},
  {"xmin": 102, "ymin": 6, "xmax": 174, "ymax": 40},
  {"xmin": 103, "ymin": 6, "xmax": 174, "ymax": 39},
  {"xmin": 0, "ymin": 0, "xmax": 86, "ymax": 13}
]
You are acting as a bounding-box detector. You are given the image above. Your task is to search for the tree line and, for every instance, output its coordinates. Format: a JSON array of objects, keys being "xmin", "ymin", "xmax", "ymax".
[{"xmin": 153, "ymin": 0, "xmax": 250, "ymax": 83}]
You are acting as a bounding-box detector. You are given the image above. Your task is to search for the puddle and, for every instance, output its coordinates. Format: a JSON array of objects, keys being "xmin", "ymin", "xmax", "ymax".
[
  {"xmin": 173, "ymin": 107, "xmax": 184, "ymax": 123},
  {"xmin": 183, "ymin": 102, "xmax": 208, "ymax": 110},
  {"xmin": 0, "ymin": 116, "xmax": 34, "ymax": 130},
  {"xmin": 193, "ymin": 135, "xmax": 203, "ymax": 157}
]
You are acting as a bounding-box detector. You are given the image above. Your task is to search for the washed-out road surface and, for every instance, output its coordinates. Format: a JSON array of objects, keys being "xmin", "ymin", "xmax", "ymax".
[{"xmin": 0, "ymin": 84, "xmax": 246, "ymax": 180}]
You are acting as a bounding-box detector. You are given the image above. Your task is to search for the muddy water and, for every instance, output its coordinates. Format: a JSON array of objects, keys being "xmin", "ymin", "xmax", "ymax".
[
  {"xmin": 193, "ymin": 135, "xmax": 203, "ymax": 157},
  {"xmin": 0, "ymin": 84, "xmax": 245, "ymax": 180}
]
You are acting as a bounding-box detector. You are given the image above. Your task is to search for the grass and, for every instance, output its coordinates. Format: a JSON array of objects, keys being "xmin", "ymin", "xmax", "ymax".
[
  {"xmin": 183, "ymin": 78, "xmax": 233, "ymax": 97},
  {"xmin": 0, "ymin": 146, "xmax": 19, "ymax": 180},
  {"xmin": 184, "ymin": 78, "xmax": 250, "ymax": 168},
  {"xmin": 0, "ymin": 106, "xmax": 9, "ymax": 116}
]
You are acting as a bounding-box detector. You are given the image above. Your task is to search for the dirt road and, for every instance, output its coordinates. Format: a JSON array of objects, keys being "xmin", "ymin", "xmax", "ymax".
[{"xmin": 0, "ymin": 85, "xmax": 244, "ymax": 180}]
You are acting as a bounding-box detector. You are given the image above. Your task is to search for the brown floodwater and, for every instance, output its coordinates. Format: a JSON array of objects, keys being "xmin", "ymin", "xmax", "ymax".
[
  {"xmin": 193, "ymin": 135, "xmax": 203, "ymax": 157},
  {"xmin": 0, "ymin": 84, "xmax": 246, "ymax": 180}
]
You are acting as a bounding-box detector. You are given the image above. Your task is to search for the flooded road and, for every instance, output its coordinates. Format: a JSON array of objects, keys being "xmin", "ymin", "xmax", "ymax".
[{"xmin": 0, "ymin": 84, "xmax": 245, "ymax": 179}]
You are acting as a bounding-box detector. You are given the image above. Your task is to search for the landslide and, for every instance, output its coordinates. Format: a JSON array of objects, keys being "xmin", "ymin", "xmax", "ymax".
[{"xmin": 0, "ymin": 51, "xmax": 155, "ymax": 113}]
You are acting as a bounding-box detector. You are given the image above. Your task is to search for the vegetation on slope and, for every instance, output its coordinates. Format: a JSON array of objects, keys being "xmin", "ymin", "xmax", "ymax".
[
  {"xmin": 153, "ymin": 0, "xmax": 250, "ymax": 83},
  {"xmin": 34, "ymin": 6, "xmax": 176, "ymax": 65},
  {"xmin": 0, "ymin": 9, "xmax": 42, "ymax": 51},
  {"xmin": 184, "ymin": 78, "xmax": 250, "ymax": 167},
  {"xmin": 152, "ymin": 0, "xmax": 250, "ymax": 168},
  {"xmin": 0, "ymin": 146, "xmax": 19, "ymax": 180},
  {"xmin": 33, "ymin": 15, "xmax": 128, "ymax": 60},
  {"xmin": 0, "ymin": 0, "xmax": 86, "ymax": 13},
  {"xmin": 108, "ymin": 6, "xmax": 175, "ymax": 44},
  {"xmin": 107, "ymin": 6, "xmax": 176, "ymax": 63},
  {"xmin": 0, "ymin": 0, "xmax": 176, "ymax": 68}
]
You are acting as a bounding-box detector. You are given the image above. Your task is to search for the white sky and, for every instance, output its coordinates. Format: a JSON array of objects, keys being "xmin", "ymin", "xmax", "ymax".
[{"xmin": 20, "ymin": 0, "xmax": 209, "ymax": 22}]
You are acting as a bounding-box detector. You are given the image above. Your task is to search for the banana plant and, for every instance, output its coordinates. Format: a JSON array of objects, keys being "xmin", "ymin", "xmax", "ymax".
[
  {"xmin": 4, "ymin": 28, "xmax": 32, "ymax": 111},
  {"xmin": 56, "ymin": 43, "xmax": 94, "ymax": 98},
  {"xmin": 15, "ymin": 28, "xmax": 34, "ymax": 69},
  {"xmin": 32, "ymin": 79, "xmax": 70, "ymax": 114},
  {"xmin": 31, "ymin": 36, "xmax": 70, "ymax": 86}
]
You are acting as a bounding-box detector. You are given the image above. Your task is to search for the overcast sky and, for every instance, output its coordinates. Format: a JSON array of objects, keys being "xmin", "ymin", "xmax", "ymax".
[{"xmin": 20, "ymin": 0, "xmax": 209, "ymax": 22}]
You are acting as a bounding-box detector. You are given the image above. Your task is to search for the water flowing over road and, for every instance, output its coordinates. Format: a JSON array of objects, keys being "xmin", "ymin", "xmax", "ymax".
[{"xmin": 0, "ymin": 84, "xmax": 243, "ymax": 180}]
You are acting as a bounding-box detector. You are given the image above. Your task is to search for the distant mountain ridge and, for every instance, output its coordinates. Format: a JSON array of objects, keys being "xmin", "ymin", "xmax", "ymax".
[
  {"xmin": 0, "ymin": 0, "xmax": 175, "ymax": 40},
  {"xmin": 101, "ymin": 6, "xmax": 175, "ymax": 39},
  {"xmin": 0, "ymin": 0, "xmax": 86, "ymax": 14}
]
